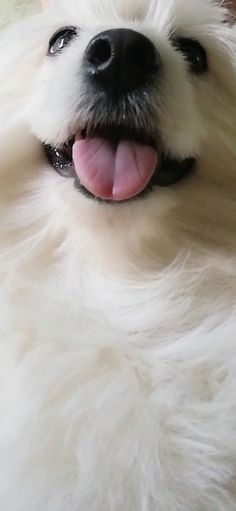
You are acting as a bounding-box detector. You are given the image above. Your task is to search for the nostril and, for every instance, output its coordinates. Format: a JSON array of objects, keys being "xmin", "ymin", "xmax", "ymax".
[
  {"xmin": 87, "ymin": 37, "xmax": 112, "ymax": 69},
  {"xmin": 127, "ymin": 39, "xmax": 159, "ymax": 75},
  {"xmin": 85, "ymin": 29, "xmax": 161, "ymax": 93}
]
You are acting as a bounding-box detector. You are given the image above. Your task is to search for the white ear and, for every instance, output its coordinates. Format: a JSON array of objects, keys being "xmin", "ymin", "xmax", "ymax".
[{"xmin": 41, "ymin": 0, "xmax": 48, "ymax": 8}]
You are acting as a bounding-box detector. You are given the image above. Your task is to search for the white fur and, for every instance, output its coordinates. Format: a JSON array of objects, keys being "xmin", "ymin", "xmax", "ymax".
[{"xmin": 0, "ymin": 1, "xmax": 236, "ymax": 510}]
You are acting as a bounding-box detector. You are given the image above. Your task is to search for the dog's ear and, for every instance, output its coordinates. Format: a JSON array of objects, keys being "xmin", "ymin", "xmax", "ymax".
[{"xmin": 41, "ymin": 0, "xmax": 48, "ymax": 8}]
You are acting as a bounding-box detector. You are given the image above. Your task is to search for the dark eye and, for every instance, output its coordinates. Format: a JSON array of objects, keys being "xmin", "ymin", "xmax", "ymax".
[
  {"xmin": 173, "ymin": 37, "xmax": 208, "ymax": 74},
  {"xmin": 48, "ymin": 26, "xmax": 78, "ymax": 56}
]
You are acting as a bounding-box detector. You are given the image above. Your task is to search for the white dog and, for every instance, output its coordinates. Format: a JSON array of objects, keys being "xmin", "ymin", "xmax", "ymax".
[{"xmin": 0, "ymin": 0, "xmax": 236, "ymax": 510}]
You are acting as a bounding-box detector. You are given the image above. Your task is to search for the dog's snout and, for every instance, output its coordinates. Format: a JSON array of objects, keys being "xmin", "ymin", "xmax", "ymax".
[{"xmin": 84, "ymin": 28, "xmax": 160, "ymax": 94}]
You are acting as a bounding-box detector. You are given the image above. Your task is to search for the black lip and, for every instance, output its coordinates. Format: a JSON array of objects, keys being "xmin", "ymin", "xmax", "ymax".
[{"xmin": 44, "ymin": 127, "xmax": 195, "ymax": 202}]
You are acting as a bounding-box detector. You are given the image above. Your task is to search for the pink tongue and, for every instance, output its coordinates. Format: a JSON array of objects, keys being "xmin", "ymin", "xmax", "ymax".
[{"xmin": 72, "ymin": 136, "xmax": 158, "ymax": 201}]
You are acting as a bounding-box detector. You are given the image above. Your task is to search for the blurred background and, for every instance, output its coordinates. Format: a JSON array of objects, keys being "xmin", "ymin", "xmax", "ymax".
[
  {"xmin": 0, "ymin": 0, "xmax": 235, "ymax": 30},
  {"xmin": 0, "ymin": 0, "xmax": 39, "ymax": 28}
]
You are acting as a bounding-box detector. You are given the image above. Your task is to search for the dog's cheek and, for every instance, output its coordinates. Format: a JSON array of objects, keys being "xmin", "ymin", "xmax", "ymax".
[
  {"xmin": 155, "ymin": 49, "xmax": 206, "ymax": 159},
  {"xmin": 25, "ymin": 46, "xmax": 85, "ymax": 146}
]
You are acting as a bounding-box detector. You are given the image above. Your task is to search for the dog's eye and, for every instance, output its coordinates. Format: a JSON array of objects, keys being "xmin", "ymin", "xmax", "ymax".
[
  {"xmin": 173, "ymin": 37, "xmax": 208, "ymax": 74},
  {"xmin": 48, "ymin": 27, "xmax": 78, "ymax": 56}
]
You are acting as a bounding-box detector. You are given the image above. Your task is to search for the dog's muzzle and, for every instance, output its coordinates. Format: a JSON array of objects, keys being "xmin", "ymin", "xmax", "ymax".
[{"xmin": 44, "ymin": 28, "xmax": 196, "ymax": 202}]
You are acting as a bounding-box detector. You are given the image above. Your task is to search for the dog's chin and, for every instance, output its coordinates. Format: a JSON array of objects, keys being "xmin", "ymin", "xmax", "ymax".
[{"xmin": 43, "ymin": 124, "xmax": 196, "ymax": 203}]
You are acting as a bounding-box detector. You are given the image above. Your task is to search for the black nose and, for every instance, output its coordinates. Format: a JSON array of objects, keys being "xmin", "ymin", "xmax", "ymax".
[{"xmin": 84, "ymin": 28, "xmax": 160, "ymax": 94}]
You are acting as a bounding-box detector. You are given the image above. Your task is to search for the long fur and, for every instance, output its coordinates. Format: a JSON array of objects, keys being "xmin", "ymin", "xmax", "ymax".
[{"xmin": 0, "ymin": 1, "xmax": 236, "ymax": 510}]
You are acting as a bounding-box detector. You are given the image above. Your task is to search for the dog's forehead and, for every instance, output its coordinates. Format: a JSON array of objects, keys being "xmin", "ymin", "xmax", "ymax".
[{"xmin": 48, "ymin": 0, "xmax": 226, "ymax": 32}]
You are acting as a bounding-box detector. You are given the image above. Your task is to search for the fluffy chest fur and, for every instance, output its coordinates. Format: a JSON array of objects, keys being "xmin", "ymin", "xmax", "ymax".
[{"xmin": 0, "ymin": 147, "xmax": 236, "ymax": 511}]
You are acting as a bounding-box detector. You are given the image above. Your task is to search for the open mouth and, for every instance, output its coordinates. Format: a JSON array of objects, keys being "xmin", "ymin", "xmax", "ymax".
[{"xmin": 44, "ymin": 125, "xmax": 195, "ymax": 202}]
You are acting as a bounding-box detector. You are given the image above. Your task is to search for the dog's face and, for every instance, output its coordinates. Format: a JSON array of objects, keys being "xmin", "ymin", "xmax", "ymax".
[
  {"xmin": 1, "ymin": 0, "xmax": 236, "ymax": 274},
  {"xmin": 25, "ymin": 0, "xmax": 235, "ymax": 206}
]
